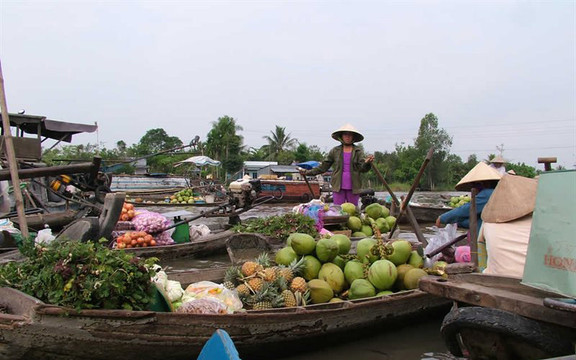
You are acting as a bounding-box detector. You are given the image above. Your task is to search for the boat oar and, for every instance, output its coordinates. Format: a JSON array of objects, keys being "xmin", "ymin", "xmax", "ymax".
[
  {"xmin": 297, "ymin": 167, "xmax": 316, "ymax": 200},
  {"xmin": 371, "ymin": 163, "xmax": 427, "ymax": 246},
  {"xmin": 387, "ymin": 148, "xmax": 434, "ymax": 237}
]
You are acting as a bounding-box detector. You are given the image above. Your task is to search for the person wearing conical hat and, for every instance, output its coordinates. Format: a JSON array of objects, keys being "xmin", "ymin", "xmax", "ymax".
[
  {"xmin": 479, "ymin": 174, "xmax": 538, "ymax": 278},
  {"xmin": 435, "ymin": 162, "xmax": 502, "ymax": 232},
  {"xmin": 489, "ymin": 155, "xmax": 507, "ymax": 175},
  {"xmin": 300, "ymin": 124, "xmax": 374, "ymax": 206}
]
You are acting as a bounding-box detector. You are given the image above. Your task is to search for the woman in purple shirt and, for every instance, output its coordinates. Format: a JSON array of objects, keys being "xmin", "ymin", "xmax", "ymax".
[{"xmin": 301, "ymin": 124, "xmax": 373, "ymax": 206}]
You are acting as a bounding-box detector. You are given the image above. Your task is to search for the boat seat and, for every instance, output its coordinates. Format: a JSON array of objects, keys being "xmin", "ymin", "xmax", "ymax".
[{"xmin": 56, "ymin": 193, "xmax": 126, "ymax": 242}]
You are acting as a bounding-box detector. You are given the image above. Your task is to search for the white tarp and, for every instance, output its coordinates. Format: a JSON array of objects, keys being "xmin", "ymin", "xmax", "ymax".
[{"xmin": 175, "ymin": 156, "xmax": 221, "ymax": 167}]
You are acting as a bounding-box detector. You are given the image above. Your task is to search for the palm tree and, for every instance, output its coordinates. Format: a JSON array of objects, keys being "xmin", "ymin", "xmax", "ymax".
[
  {"xmin": 262, "ymin": 125, "xmax": 298, "ymax": 161},
  {"xmin": 205, "ymin": 116, "xmax": 244, "ymax": 179}
]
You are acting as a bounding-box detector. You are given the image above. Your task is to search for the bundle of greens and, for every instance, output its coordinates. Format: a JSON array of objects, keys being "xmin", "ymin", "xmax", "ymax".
[
  {"xmin": 232, "ymin": 213, "xmax": 318, "ymax": 241},
  {"xmin": 0, "ymin": 239, "xmax": 158, "ymax": 311}
]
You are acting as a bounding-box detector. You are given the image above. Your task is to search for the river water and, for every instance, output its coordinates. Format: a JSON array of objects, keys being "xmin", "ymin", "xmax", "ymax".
[{"xmin": 144, "ymin": 192, "xmax": 466, "ymax": 360}]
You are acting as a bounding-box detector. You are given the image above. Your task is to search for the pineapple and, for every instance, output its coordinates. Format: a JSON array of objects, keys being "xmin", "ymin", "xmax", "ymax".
[
  {"xmin": 261, "ymin": 267, "xmax": 277, "ymax": 282},
  {"xmin": 247, "ymin": 277, "xmax": 265, "ymax": 293},
  {"xmin": 281, "ymin": 290, "xmax": 297, "ymax": 307},
  {"xmin": 256, "ymin": 252, "xmax": 271, "ymax": 268},
  {"xmin": 223, "ymin": 265, "xmax": 241, "ymax": 290},
  {"xmin": 241, "ymin": 261, "xmax": 262, "ymax": 277},
  {"xmin": 250, "ymin": 283, "xmax": 275, "ymax": 310},
  {"xmin": 278, "ymin": 257, "xmax": 306, "ymax": 283},
  {"xmin": 290, "ymin": 277, "xmax": 308, "ymax": 293},
  {"xmin": 235, "ymin": 283, "xmax": 251, "ymax": 298}
]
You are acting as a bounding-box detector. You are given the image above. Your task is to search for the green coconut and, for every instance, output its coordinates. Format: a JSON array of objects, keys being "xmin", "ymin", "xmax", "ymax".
[
  {"xmin": 376, "ymin": 217, "xmax": 390, "ymax": 232},
  {"xmin": 302, "ymin": 255, "xmax": 322, "ymax": 280},
  {"xmin": 376, "ymin": 290, "xmax": 394, "ymax": 296},
  {"xmin": 381, "ymin": 206, "xmax": 390, "ymax": 218},
  {"xmin": 385, "ymin": 216, "xmax": 397, "ymax": 229},
  {"xmin": 329, "ymin": 297, "xmax": 344, "ymax": 303},
  {"xmin": 315, "ymin": 238, "xmax": 339, "ymax": 263},
  {"xmin": 404, "ymin": 268, "xmax": 428, "ymax": 290},
  {"xmin": 308, "ymin": 279, "xmax": 334, "ymax": 304},
  {"xmin": 341, "ymin": 202, "xmax": 357, "ymax": 216},
  {"xmin": 394, "ymin": 263, "xmax": 415, "ymax": 290},
  {"xmin": 365, "ymin": 203, "xmax": 383, "ymax": 219},
  {"xmin": 385, "ymin": 240, "xmax": 413, "ymax": 266},
  {"xmin": 347, "ymin": 216, "xmax": 363, "ymax": 232},
  {"xmin": 352, "ymin": 231, "xmax": 367, "ymax": 238},
  {"xmin": 348, "ymin": 279, "xmax": 376, "ymax": 300},
  {"xmin": 408, "ymin": 250, "xmax": 424, "ymax": 268},
  {"xmin": 360, "ymin": 225, "xmax": 373, "ymax": 237},
  {"xmin": 275, "ymin": 247, "xmax": 298, "ymax": 266},
  {"xmin": 331, "ymin": 255, "xmax": 347, "ymax": 270},
  {"xmin": 356, "ymin": 238, "xmax": 378, "ymax": 264},
  {"xmin": 433, "ymin": 261, "xmax": 448, "ymax": 272},
  {"xmin": 367, "ymin": 259, "xmax": 398, "ymax": 290},
  {"xmin": 331, "ymin": 234, "xmax": 352, "ymax": 255},
  {"xmin": 344, "ymin": 260, "xmax": 365, "ymax": 285},
  {"xmin": 318, "ymin": 262, "xmax": 346, "ymax": 293},
  {"xmin": 288, "ymin": 233, "xmax": 316, "ymax": 255}
]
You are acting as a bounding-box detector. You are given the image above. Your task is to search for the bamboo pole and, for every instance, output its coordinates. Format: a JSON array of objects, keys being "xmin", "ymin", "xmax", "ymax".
[
  {"xmin": 469, "ymin": 187, "xmax": 478, "ymax": 269},
  {"xmin": 0, "ymin": 60, "xmax": 29, "ymax": 238}
]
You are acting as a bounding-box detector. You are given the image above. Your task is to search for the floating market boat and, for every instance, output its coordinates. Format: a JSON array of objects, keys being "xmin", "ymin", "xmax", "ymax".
[
  {"xmin": 0, "ymin": 270, "xmax": 451, "ymax": 360},
  {"xmin": 392, "ymin": 203, "xmax": 451, "ymax": 224},
  {"xmin": 419, "ymin": 273, "xmax": 576, "ymax": 360},
  {"xmin": 120, "ymin": 228, "xmax": 236, "ymax": 261},
  {"xmin": 258, "ymin": 178, "xmax": 321, "ymax": 203}
]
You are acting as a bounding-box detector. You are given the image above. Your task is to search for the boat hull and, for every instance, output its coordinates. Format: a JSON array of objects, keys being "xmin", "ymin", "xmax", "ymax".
[
  {"xmin": 0, "ymin": 286, "xmax": 450, "ymax": 360},
  {"xmin": 258, "ymin": 179, "xmax": 321, "ymax": 203}
]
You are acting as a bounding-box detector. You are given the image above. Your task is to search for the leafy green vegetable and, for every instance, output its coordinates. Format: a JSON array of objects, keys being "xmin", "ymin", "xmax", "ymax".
[
  {"xmin": 232, "ymin": 213, "xmax": 318, "ymax": 241},
  {"xmin": 0, "ymin": 239, "xmax": 158, "ymax": 311}
]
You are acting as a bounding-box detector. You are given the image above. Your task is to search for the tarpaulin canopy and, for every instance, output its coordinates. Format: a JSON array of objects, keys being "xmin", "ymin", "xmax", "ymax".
[
  {"xmin": 0, "ymin": 113, "xmax": 98, "ymax": 143},
  {"xmin": 296, "ymin": 161, "xmax": 320, "ymax": 170},
  {"xmin": 175, "ymin": 155, "xmax": 221, "ymax": 167}
]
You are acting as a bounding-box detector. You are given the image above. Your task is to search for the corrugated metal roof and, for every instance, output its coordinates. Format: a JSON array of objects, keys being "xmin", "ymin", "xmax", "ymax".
[{"xmin": 269, "ymin": 165, "xmax": 299, "ymax": 173}]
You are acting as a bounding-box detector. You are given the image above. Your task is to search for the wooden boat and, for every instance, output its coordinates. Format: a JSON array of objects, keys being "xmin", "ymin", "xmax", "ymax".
[
  {"xmin": 109, "ymin": 173, "xmax": 189, "ymax": 192},
  {"xmin": 121, "ymin": 228, "xmax": 236, "ymax": 260},
  {"xmin": 258, "ymin": 178, "xmax": 321, "ymax": 203},
  {"xmin": 419, "ymin": 273, "xmax": 576, "ymax": 359},
  {"xmin": 390, "ymin": 202, "xmax": 451, "ymax": 224},
  {"xmin": 126, "ymin": 198, "xmax": 227, "ymax": 207},
  {"xmin": 0, "ymin": 268, "xmax": 451, "ymax": 360}
]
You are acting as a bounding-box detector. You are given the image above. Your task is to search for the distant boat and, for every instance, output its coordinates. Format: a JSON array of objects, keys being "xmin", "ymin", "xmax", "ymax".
[
  {"xmin": 109, "ymin": 174, "xmax": 189, "ymax": 192},
  {"xmin": 257, "ymin": 178, "xmax": 321, "ymax": 203}
]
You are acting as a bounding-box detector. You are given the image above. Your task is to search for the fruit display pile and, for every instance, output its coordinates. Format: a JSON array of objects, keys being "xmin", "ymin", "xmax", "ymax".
[
  {"xmin": 341, "ymin": 202, "xmax": 397, "ymax": 237},
  {"xmin": 449, "ymin": 195, "xmax": 471, "ymax": 208},
  {"xmin": 113, "ymin": 204, "xmax": 176, "ymax": 248},
  {"xmin": 166, "ymin": 188, "xmax": 204, "ymax": 204},
  {"xmin": 224, "ymin": 227, "xmax": 443, "ymax": 310}
]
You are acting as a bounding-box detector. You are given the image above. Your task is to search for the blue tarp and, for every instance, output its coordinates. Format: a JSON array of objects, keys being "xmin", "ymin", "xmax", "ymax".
[{"xmin": 296, "ymin": 161, "xmax": 320, "ymax": 170}]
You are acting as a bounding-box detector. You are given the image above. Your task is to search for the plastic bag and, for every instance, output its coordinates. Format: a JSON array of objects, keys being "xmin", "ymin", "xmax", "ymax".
[
  {"xmin": 424, "ymin": 224, "xmax": 459, "ymax": 263},
  {"xmin": 34, "ymin": 227, "xmax": 56, "ymax": 245},
  {"xmin": 189, "ymin": 224, "xmax": 211, "ymax": 241},
  {"xmin": 184, "ymin": 281, "xmax": 243, "ymax": 313},
  {"xmin": 176, "ymin": 298, "xmax": 228, "ymax": 314}
]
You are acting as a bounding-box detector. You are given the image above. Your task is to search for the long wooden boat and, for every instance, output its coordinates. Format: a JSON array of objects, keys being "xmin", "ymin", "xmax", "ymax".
[
  {"xmin": 109, "ymin": 174, "xmax": 189, "ymax": 192},
  {"xmin": 0, "ymin": 269, "xmax": 451, "ymax": 360},
  {"xmin": 120, "ymin": 229, "xmax": 236, "ymax": 260},
  {"xmin": 258, "ymin": 179, "xmax": 321, "ymax": 203},
  {"xmin": 390, "ymin": 202, "xmax": 451, "ymax": 224},
  {"xmin": 126, "ymin": 198, "xmax": 228, "ymax": 207},
  {"xmin": 419, "ymin": 273, "xmax": 576, "ymax": 360}
]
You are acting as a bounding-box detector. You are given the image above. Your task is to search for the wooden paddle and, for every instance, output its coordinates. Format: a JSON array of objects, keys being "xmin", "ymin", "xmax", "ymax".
[
  {"xmin": 387, "ymin": 148, "xmax": 434, "ymax": 237},
  {"xmin": 297, "ymin": 167, "xmax": 317, "ymax": 200}
]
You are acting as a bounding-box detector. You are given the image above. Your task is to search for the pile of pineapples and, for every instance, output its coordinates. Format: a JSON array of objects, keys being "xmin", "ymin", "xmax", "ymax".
[{"xmin": 223, "ymin": 253, "xmax": 310, "ymax": 310}]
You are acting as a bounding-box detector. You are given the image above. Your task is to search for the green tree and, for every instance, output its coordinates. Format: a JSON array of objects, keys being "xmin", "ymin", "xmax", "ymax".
[
  {"xmin": 205, "ymin": 116, "xmax": 244, "ymax": 181},
  {"xmin": 262, "ymin": 125, "xmax": 298, "ymax": 161},
  {"xmin": 131, "ymin": 129, "xmax": 183, "ymax": 156},
  {"xmin": 414, "ymin": 113, "xmax": 453, "ymax": 190}
]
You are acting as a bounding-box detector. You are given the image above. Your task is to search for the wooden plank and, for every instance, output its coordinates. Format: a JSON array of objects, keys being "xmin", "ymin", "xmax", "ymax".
[{"xmin": 419, "ymin": 274, "xmax": 576, "ymax": 329}]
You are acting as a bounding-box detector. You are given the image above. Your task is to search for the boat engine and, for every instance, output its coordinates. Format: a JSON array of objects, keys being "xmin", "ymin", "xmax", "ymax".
[{"xmin": 227, "ymin": 176, "xmax": 262, "ymax": 209}]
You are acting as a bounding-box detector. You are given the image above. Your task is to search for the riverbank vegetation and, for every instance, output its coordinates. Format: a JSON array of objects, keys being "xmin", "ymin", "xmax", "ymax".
[{"xmin": 42, "ymin": 113, "xmax": 548, "ymax": 191}]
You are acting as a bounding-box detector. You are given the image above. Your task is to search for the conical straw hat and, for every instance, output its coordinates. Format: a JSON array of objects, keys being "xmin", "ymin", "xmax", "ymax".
[
  {"xmin": 490, "ymin": 155, "xmax": 507, "ymax": 164},
  {"xmin": 455, "ymin": 162, "xmax": 502, "ymax": 191},
  {"xmin": 331, "ymin": 123, "xmax": 364, "ymax": 143},
  {"xmin": 482, "ymin": 175, "xmax": 538, "ymax": 223}
]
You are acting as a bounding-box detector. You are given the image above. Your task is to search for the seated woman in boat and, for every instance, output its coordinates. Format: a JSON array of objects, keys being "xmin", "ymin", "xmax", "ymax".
[
  {"xmin": 479, "ymin": 174, "xmax": 538, "ymax": 278},
  {"xmin": 435, "ymin": 162, "xmax": 502, "ymax": 235}
]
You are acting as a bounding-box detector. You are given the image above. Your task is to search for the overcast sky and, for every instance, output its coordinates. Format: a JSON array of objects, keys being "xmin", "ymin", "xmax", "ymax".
[{"xmin": 1, "ymin": 0, "xmax": 574, "ymax": 169}]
